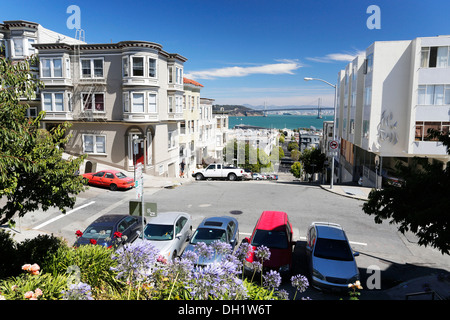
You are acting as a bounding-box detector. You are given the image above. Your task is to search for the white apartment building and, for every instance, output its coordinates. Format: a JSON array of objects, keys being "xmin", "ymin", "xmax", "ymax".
[{"xmin": 336, "ymin": 35, "xmax": 450, "ymax": 187}]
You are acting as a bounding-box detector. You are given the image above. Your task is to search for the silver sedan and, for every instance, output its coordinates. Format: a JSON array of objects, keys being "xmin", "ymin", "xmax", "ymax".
[
  {"xmin": 134, "ymin": 212, "xmax": 192, "ymax": 260},
  {"xmin": 306, "ymin": 222, "xmax": 360, "ymax": 292}
]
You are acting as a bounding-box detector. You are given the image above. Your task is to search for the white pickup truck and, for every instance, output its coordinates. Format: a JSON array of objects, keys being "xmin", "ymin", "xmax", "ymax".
[{"xmin": 192, "ymin": 163, "xmax": 244, "ymax": 181}]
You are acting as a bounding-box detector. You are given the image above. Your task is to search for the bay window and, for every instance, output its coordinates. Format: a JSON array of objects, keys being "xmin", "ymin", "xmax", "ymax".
[
  {"xmin": 149, "ymin": 58, "xmax": 157, "ymax": 78},
  {"xmin": 42, "ymin": 92, "xmax": 64, "ymax": 112},
  {"xmin": 41, "ymin": 58, "xmax": 63, "ymax": 78},
  {"xmin": 132, "ymin": 57, "xmax": 144, "ymax": 77},
  {"xmin": 148, "ymin": 93, "xmax": 157, "ymax": 113},
  {"xmin": 132, "ymin": 93, "xmax": 145, "ymax": 112}
]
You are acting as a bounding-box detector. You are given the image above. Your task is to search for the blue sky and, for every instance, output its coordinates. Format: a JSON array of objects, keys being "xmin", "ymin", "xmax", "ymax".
[{"xmin": 2, "ymin": 0, "xmax": 450, "ymax": 107}]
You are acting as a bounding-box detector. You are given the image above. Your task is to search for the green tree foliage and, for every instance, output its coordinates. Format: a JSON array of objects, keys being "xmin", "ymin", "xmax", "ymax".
[
  {"xmin": 362, "ymin": 129, "xmax": 450, "ymax": 255},
  {"xmin": 290, "ymin": 162, "xmax": 303, "ymax": 179},
  {"xmin": 287, "ymin": 141, "xmax": 298, "ymax": 152},
  {"xmin": 0, "ymin": 56, "xmax": 87, "ymax": 225},
  {"xmin": 299, "ymin": 147, "xmax": 326, "ymax": 175}
]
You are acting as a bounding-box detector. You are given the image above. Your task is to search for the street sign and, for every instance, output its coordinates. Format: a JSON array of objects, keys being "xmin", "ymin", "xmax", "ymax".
[{"xmin": 328, "ymin": 140, "xmax": 339, "ymax": 150}]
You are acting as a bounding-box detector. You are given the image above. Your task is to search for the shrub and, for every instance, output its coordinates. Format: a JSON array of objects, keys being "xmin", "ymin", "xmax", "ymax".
[
  {"xmin": 0, "ymin": 229, "xmax": 17, "ymax": 279},
  {"xmin": 43, "ymin": 244, "xmax": 120, "ymax": 292}
]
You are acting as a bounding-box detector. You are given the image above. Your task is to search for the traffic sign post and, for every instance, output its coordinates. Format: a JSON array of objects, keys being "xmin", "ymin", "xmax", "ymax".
[{"xmin": 328, "ymin": 140, "xmax": 339, "ymax": 151}]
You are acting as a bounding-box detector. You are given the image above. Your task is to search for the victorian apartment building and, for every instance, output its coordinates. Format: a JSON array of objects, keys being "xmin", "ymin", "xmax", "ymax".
[
  {"xmin": 1, "ymin": 20, "xmax": 227, "ymax": 177},
  {"xmin": 335, "ymin": 35, "xmax": 450, "ymax": 187}
]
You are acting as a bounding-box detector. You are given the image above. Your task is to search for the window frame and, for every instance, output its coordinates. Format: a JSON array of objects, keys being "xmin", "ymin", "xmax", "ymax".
[
  {"xmin": 82, "ymin": 134, "xmax": 107, "ymax": 154},
  {"xmin": 42, "ymin": 92, "xmax": 65, "ymax": 112},
  {"xmin": 131, "ymin": 92, "xmax": 145, "ymax": 113},
  {"xmin": 81, "ymin": 92, "xmax": 106, "ymax": 113},
  {"xmin": 132, "ymin": 56, "xmax": 144, "ymax": 77},
  {"xmin": 80, "ymin": 57, "xmax": 104, "ymax": 79},
  {"xmin": 40, "ymin": 58, "xmax": 64, "ymax": 78}
]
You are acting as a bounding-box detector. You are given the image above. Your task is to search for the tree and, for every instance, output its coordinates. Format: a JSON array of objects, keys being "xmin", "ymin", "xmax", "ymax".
[
  {"xmin": 362, "ymin": 129, "xmax": 450, "ymax": 255},
  {"xmin": 287, "ymin": 141, "xmax": 299, "ymax": 152},
  {"xmin": 299, "ymin": 147, "xmax": 326, "ymax": 175},
  {"xmin": 0, "ymin": 56, "xmax": 87, "ymax": 226},
  {"xmin": 290, "ymin": 162, "xmax": 303, "ymax": 179}
]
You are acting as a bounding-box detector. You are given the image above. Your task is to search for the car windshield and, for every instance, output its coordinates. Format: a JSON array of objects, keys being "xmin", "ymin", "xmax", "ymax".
[
  {"xmin": 82, "ymin": 226, "xmax": 113, "ymax": 240},
  {"xmin": 143, "ymin": 224, "xmax": 173, "ymax": 241},
  {"xmin": 313, "ymin": 238, "xmax": 354, "ymax": 261},
  {"xmin": 251, "ymin": 230, "xmax": 288, "ymax": 249},
  {"xmin": 191, "ymin": 228, "xmax": 226, "ymax": 244},
  {"xmin": 115, "ymin": 172, "xmax": 127, "ymax": 179}
]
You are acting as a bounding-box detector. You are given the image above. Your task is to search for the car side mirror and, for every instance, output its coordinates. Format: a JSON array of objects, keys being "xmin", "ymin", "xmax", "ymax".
[
  {"xmin": 353, "ymin": 251, "xmax": 359, "ymax": 257},
  {"xmin": 242, "ymin": 237, "xmax": 250, "ymax": 244},
  {"xmin": 176, "ymin": 232, "xmax": 182, "ymax": 239}
]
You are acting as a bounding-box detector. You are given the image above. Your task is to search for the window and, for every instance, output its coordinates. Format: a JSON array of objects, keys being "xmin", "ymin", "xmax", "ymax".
[
  {"xmin": 132, "ymin": 57, "xmax": 144, "ymax": 77},
  {"xmin": 83, "ymin": 134, "xmax": 106, "ymax": 154},
  {"xmin": 132, "ymin": 93, "xmax": 145, "ymax": 113},
  {"xmin": 168, "ymin": 130, "xmax": 176, "ymax": 149},
  {"xmin": 415, "ymin": 121, "xmax": 450, "ymax": 141},
  {"xmin": 168, "ymin": 66, "xmax": 173, "ymax": 83},
  {"xmin": 13, "ymin": 38, "xmax": 23, "ymax": 56},
  {"xmin": 176, "ymin": 96, "xmax": 183, "ymax": 113},
  {"xmin": 82, "ymin": 93, "xmax": 105, "ymax": 112},
  {"xmin": 176, "ymin": 67, "xmax": 183, "ymax": 84},
  {"xmin": 149, "ymin": 58, "xmax": 156, "ymax": 78},
  {"xmin": 364, "ymin": 86, "xmax": 372, "ymax": 106},
  {"xmin": 421, "ymin": 46, "xmax": 450, "ymax": 68},
  {"xmin": 168, "ymin": 96, "xmax": 174, "ymax": 113},
  {"xmin": 28, "ymin": 39, "xmax": 35, "ymax": 56},
  {"xmin": 122, "ymin": 56, "xmax": 129, "ymax": 77},
  {"xmin": 80, "ymin": 58, "xmax": 104, "ymax": 78},
  {"xmin": 123, "ymin": 92, "xmax": 130, "ymax": 112},
  {"xmin": 148, "ymin": 93, "xmax": 157, "ymax": 113},
  {"xmin": 42, "ymin": 93, "xmax": 64, "ymax": 112},
  {"xmin": 41, "ymin": 58, "xmax": 63, "ymax": 78},
  {"xmin": 364, "ymin": 54, "xmax": 373, "ymax": 74},
  {"xmin": 418, "ymin": 85, "xmax": 450, "ymax": 105}
]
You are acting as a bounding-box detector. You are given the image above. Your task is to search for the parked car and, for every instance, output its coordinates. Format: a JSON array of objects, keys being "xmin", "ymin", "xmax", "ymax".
[
  {"xmin": 134, "ymin": 212, "xmax": 192, "ymax": 260},
  {"xmin": 242, "ymin": 169, "xmax": 253, "ymax": 180},
  {"xmin": 243, "ymin": 211, "xmax": 295, "ymax": 277},
  {"xmin": 82, "ymin": 170, "xmax": 135, "ymax": 191},
  {"xmin": 305, "ymin": 222, "xmax": 360, "ymax": 291},
  {"xmin": 182, "ymin": 216, "xmax": 239, "ymax": 265},
  {"xmin": 74, "ymin": 214, "xmax": 144, "ymax": 248},
  {"xmin": 252, "ymin": 173, "xmax": 264, "ymax": 180},
  {"xmin": 192, "ymin": 163, "xmax": 244, "ymax": 181}
]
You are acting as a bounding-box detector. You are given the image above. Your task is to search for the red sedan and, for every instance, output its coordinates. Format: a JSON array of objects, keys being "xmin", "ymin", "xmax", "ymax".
[{"xmin": 82, "ymin": 170, "xmax": 135, "ymax": 191}]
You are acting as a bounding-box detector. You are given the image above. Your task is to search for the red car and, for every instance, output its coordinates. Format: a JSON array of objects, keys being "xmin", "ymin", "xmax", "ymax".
[
  {"xmin": 243, "ymin": 211, "xmax": 295, "ymax": 276},
  {"xmin": 82, "ymin": 170, "xmax": 135, "ymax": 191}
]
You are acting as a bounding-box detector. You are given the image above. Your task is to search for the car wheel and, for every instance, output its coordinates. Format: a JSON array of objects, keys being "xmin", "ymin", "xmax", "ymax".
[
  {"xmin": 195, "ymin": 173, "xmax": 204, "ymax": 181},
  {"xmin": 110, "ymin": 183, "xmax": 118, "ymax": 191},
  {"xmin": 228, "ymin": 173, "xmax": 237, "ymax": 181}
]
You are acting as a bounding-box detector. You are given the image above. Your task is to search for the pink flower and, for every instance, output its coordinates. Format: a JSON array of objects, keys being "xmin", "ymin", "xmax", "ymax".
[
  {"xmin": 22, "ymin": 264, "xmax": 32, "ymax": 272},
  {"xmin": 30, "ymin": 264, "xmax": 40, "ymax": 275},
  {"xmin": 34, "ymin": 288, "xmax": 43, "ymax": 297},
  {"xmin": 24, "ymin": 291, "xmax": 34, "ymax": 299}
]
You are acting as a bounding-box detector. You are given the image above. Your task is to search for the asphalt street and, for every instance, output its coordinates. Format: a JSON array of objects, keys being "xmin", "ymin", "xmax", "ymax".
[{"xmin": 12, "ymin": 173, "xmax": 450, "ymax": 300}]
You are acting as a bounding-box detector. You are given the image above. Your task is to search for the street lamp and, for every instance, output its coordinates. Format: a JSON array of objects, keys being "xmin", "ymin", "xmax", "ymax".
[{"xmin": 304, "ymin": 77, "xmax": 337, "ymax": 189}]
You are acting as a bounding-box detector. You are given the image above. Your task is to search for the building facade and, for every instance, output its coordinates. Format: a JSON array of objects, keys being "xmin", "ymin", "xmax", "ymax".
[
  {"xmin": 335, "ymin": 36, "xmax": 450, "ymax": 187},
  {"xmin": 34, "ymin": 40, "xmax": 187, "ymax": 177}
]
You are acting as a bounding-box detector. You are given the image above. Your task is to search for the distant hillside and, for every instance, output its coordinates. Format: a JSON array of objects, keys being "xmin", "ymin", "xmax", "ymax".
[{"xmin": 212, "ymin": 105, "xmax": 263, "ymax": 116}]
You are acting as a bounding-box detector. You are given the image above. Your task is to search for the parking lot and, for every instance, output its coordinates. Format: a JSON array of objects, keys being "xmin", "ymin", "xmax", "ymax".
[{"xmin": 12, "ymin": 173, "xmax": 450, "ymax": 300}]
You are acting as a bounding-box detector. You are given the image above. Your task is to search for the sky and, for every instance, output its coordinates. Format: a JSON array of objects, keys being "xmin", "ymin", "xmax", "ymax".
[{"xmin": 2, "ymin": 0, "xmax": 450, "ymax": 108}]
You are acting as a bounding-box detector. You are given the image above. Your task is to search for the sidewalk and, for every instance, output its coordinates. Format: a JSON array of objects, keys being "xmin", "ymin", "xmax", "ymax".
[{"xmin": 319, "ymin": 184, "xmax": 372, "ymax": 201}]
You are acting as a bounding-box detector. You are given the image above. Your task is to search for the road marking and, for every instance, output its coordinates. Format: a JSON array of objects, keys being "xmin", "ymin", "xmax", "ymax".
[{"xmin": 33, "ymin": 201, "xmax": 95, "ymax": 230}]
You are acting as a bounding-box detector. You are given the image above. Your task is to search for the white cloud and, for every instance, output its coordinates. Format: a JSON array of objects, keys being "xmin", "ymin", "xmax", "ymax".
[
  {"xmin": 184, "ymin": 60, "xmax": 302, "ymax": 80},
  {"xmin": 306, "ymin": 50, "xmax": 365, "ymax": 63}
]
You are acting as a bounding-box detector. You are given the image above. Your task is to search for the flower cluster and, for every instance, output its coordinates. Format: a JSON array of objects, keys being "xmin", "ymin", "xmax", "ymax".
[
  {"xmin": 61, "ymin": 282, "xmax": 94, "ymax": 300},
  {"xmin": 22, "ymin": 263, "xmax": 40, "ymax": 276},
  {"xmin": 291, "ymin": 274, "xmax": 309, "ymax": 300},
  {"xmin": 111, "ymin": 240, "xmax": 160, "ymax": 284},
  {"xmin": 24, "ymin": 288, "xmax": 43, "ymax": 300}
]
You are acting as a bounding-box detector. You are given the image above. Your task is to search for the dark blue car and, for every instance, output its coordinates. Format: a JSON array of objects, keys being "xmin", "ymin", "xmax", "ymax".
[
  {"xmin": 74, "ymin": 214, "xmax": 145, "ymax": 248},
  {"xmin": 182, "ymin": 216, "xmax": 239, "ymax": 265}
]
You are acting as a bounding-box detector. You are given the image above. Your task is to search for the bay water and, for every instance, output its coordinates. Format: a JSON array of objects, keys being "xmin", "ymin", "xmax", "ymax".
[{"xmin": 228, "ymin": 115, "xmax": 334, "ymax": 130}]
